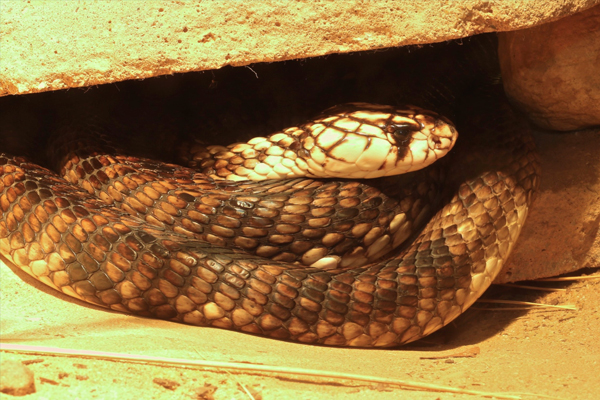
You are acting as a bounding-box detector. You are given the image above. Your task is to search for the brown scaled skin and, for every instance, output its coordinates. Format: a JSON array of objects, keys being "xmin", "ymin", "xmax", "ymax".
[
  {"xmin": 0, "ymin": 91, "xmax": 539, "ymax": 347},
  {"xmin": 46, "ymin": 117, "xmax": 445, "ymax": 270}
]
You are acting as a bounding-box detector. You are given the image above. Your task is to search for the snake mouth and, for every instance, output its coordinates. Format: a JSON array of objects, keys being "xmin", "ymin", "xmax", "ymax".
[
  {"xmin": 412, "ymin": 112, "xmax": 458, "ymax": 153},
  {"xmin": 429, "ymin": 121, "xmax": 458, "ymax": 151}
]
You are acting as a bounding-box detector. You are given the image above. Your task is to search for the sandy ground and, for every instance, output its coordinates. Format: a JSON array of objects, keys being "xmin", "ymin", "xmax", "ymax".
[{"xmin": 2, "ymin": 127, "xmax": 599, "ymax": 400}]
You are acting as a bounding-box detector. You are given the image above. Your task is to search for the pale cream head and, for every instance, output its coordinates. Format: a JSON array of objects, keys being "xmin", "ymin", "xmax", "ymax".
[
  {"xmin": 193, "ymin": 102, "xmax": 458, "ymax": 181},
  {"xmin": 299, "ymin": 102, "xmax": 458, "ymax": 179}
]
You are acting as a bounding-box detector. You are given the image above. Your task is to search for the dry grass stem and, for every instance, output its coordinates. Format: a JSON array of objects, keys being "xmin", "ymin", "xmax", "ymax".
[
  {"xmin": 471, "ymin": 307, "xmax": 574, "ymax": 311},
  {"xmin": 0, "ymin": 343, "xmax": 533, "ymax": 399},
  {"xmin": 534, "ymin": 275, "xmax": 600, "ymax": 282},
  {"xmin": 476, "ymin": 299, "xmax": 577, "ymax": 310},
  {"xmin": 495, "ymin": 283, "xmax": 566, "ymax": 292},
  {"xmin": 193, "ymin": 349, "xmax": 256, "ymax": 400}
]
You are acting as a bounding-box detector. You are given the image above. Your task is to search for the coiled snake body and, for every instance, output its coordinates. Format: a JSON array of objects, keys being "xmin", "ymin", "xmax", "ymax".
[{"xmin": 0, "ymin": 86, "xmax": 539, "ymax": 347}]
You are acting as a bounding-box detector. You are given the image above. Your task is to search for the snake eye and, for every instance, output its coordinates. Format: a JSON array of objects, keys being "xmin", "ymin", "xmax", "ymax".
[{"xmin": 385, "ymin": 122, "xmax": 421, "ymax": 145}]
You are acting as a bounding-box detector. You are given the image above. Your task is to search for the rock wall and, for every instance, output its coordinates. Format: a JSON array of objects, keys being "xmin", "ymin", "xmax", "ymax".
[
  {"xmin": 1, "ymin": 0, "xmax": 599, "ymax": 96},
  {"xmin": 499, "ymin": 4, "xmax": 600, "ymax": 130}
]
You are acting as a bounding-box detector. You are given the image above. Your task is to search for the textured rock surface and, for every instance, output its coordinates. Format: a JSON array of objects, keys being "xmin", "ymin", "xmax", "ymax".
[
  {"xmin": 0, "ymin": 359, "xmax": 36, "ymax": 396},
  {"xmin": 1, "ymin": 0, "xmax": 600, "ymax": 96},
  {"xmin": 498, "ymin": 4, "xmax": 600, "ymax": 130},
  {"xmin": 496, "ymin": 127, "xmax": 600, "ymax": 283}
]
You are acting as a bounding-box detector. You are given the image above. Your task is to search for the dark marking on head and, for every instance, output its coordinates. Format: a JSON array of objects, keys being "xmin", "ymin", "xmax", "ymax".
[
  {"xmin": 386, "ymin": 122, "xmax": 420, "ymax": 147},
  {"xmin": 384, "ymin": 119, "xmax": 422, "ymax": 162}
]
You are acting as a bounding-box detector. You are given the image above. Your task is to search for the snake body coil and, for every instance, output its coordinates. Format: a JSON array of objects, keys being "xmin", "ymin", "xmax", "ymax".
[{"xmin": 0, "ymin": 81, "xmax": 539, "ymax": 347}]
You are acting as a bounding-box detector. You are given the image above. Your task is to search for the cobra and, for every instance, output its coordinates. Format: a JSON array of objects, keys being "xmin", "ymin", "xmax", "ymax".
[{"xmin": 0, "ymin": 89, "xmax": 539, "ymax": 347}]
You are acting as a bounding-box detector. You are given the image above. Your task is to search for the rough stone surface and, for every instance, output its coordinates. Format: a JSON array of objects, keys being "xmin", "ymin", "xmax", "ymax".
[
  {"xmin": 498, "ymin": 4, "xmax": 600, "ymax": 131},
  {"xmin": 496, "ymin": 127, "xmax": 600, "ymax": 283},
  {"xmin": 0, "ymin": 359, "xmax": 36, "ymax": 396},
  {"xmin": 1, "ymin": 0, "xmax": 600, "ymax": 96}
]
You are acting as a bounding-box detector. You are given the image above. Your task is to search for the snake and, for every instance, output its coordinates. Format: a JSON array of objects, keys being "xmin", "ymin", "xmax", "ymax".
[{"xmin": 0, "ymin": 76, "xmax": 540, "ymax": 347}]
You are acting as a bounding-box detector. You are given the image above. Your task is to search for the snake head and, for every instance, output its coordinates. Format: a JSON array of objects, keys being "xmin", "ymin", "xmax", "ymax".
[
  {"xmin": 298, "ymin": 103, "xmax": 458, "ymax": 179},
  {"xmin": 194, "ymin": 102, "xmax": 458, "ymax": 181}
]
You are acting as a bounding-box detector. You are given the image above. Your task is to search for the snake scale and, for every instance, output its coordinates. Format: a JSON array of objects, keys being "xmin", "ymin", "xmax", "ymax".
[{"xmin": 0, "ymin": 40, "xmax": 540, "ymax": 347}]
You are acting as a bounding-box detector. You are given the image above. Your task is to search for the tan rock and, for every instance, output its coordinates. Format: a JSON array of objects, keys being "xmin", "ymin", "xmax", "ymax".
[
  {"xmin": 495, "ymin": 127, "xmax": 600, "ymax": 283},
  {"xmin": 498, "ymin": 4, "xmax": 600, "ymax": 131},
  {"xmin": 1, "ymin": 0, "xmax": 600, "ymax": 96},
  {"xmin": 0, "ymin": 359, "xmax": 36, "ymax": 396}
]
